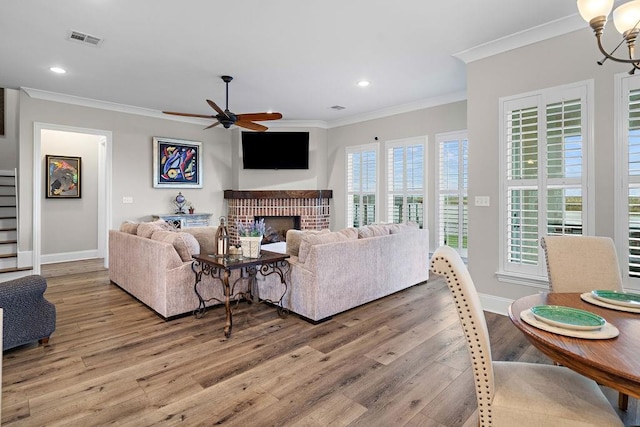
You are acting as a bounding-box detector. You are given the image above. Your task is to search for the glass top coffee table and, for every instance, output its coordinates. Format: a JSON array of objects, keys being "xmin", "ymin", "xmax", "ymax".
[{"xmin": 191, "ymin": 250, "xmax": 290, "ymax": 338}]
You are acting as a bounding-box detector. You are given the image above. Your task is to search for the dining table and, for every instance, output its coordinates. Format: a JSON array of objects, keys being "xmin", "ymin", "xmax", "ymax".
[{"xmin": 508, "ymin": 292, "xmax": 640, "ymax": 401}]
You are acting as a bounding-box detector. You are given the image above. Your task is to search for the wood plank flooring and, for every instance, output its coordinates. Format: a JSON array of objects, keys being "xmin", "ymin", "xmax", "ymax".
[{"xmin": 1, "ymin": 260, "xmax": 637, "ymax": 426}]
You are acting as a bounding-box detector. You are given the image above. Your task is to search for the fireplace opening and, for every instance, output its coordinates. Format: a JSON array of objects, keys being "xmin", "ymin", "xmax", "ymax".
[{"xmin": 256, "ymin": 216, "xmax": 301, "ymax": 244}]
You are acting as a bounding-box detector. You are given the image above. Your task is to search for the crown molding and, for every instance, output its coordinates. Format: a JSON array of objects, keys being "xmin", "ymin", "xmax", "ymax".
[
  {"xmin": 22, "ymin": 86, "xmax": 467, "ymax": 131},
  {"xmin": 453, "ymin": 13, "xmax": 586, "ymax": 64},
  {"xmin": 326, "ymin": 90, "xmax": 467, "ymax": 129}
]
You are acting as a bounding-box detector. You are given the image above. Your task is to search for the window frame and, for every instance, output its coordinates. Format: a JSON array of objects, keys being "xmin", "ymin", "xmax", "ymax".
[
  {"xmin": 435, "ymin": 130, "xmax": 468, "ymax": 256},
  {"xmin": 615, "ymin": 73, "xmax": 640, "ymax": 291},
  {"xmin": 497, "ymin": 80, "xmax": 595, "ymax": 285},
  {"xmin": 384, "ymin": 136, "xmax": 427, "ymax": 228},
  {"xmin": 345, "ymin": 143, "xmax": 379, "ymax": 228}
]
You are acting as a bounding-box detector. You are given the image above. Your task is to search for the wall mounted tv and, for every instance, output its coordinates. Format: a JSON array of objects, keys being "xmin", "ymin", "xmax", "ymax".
[{"xmin": 241, "ymin": 131, "xmax": 309, "ymax": 170}]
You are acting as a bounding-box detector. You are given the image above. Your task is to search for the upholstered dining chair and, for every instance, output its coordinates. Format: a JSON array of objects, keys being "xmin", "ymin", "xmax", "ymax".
[
  {"xmin": 540, "ymin": 235, "xmax": 629, "ymax": 410},
  {"xmin": 430, "ymin": 245, "xmax": 623, "ymax": 427},
  {"xmin": 540, "ymin": 235, "xmax": 623, "ymax": 293}
]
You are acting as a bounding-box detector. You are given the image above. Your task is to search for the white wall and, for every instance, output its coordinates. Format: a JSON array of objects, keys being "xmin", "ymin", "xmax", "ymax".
[
  {"xmin": 18, "ymin": 91, "xmax": 234, "ymax": 254},
  {"xmin": 327, "ymin": 101, "xmax": 467, "ymax": 248},
  {"xmin": 467, "ymin": 27, "xmax": 629, "ymax": 301}
]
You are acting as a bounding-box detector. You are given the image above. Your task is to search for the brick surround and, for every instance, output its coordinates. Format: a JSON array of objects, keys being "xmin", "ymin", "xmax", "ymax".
[{"xmin": 224, "ymin": 190, "xmax": 332, "ymax": 245}]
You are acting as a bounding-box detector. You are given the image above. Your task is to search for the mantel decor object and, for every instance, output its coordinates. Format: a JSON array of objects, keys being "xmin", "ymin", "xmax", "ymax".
[{"xmin": 174, "ymin": 192, "xmax": 187, "ymax": 214}]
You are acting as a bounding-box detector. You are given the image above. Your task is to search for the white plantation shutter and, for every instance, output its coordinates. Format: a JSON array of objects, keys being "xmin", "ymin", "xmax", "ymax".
[
  {"xmin": 436, "ymin": 132, "xmax": 468, "ymax": 256},
  {"xmin": 629, "ymin": 89, "xmax": 640, "ymax": 279},
  {"xmin": 386, "ymin": 138, "xmax": 425, "ymax": 227},
  {"xmin": 501, "ymin": 82, "xmax": 591, "ymax": 278},
  {"xmin": 346, "ymin": 144, "xmax": 378, "ymax": 227}
]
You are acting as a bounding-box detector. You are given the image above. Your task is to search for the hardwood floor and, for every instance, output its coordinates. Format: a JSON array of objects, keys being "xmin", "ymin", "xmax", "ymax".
[{"xmin": 1, "ymin": 260, "xmax": 636, "ymax": 426}]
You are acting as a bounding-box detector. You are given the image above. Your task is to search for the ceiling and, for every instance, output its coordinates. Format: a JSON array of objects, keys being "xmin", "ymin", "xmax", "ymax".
[{"xmin": 0, "ymin": 1, "xmax": 585, "ymax": 127}]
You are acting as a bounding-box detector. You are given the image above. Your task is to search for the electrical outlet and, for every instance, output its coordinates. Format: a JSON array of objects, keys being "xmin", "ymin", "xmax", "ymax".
[
  {"xmin": 122, "ymin": 196, "xmax": 133, "ymax": 204},
  {"xmin": 475, "ymin": 196, "xmax": 490, "ymax": 207}
]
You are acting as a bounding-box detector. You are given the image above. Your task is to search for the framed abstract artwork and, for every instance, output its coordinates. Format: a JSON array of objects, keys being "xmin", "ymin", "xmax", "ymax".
[
  {"xmin": 46, "ymin": 155, "xmax": 81, "ymax": 198},
  {"xmin": 153, "ymin": 137, "xmax": 203, "ymax": 188}
]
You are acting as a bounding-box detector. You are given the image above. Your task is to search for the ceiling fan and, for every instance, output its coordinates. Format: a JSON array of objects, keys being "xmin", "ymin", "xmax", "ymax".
[{"xmin": 163, "ymin": 75, "xmax": 282, "ymax": 132}]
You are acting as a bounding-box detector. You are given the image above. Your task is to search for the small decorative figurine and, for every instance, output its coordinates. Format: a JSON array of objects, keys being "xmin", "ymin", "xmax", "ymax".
[{"xmin": 174, "ymin": 192, "xmax": 187, "ymax": 214}]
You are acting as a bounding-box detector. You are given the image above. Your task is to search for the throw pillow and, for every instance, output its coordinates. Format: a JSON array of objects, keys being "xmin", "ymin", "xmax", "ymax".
[
  {"xmin": 119, "ymin": 221, "xmax": 139, "ymax": 235},
  {"xmin": 178, "ymin": 232, "xmax": 200, "ymax": 257},
  {"xmin": 357, "ymin": 224, "xmax": 389, "ymax": 238},
  {"xmin": 298, "ymin": 229, "xmax": 358, "ymax": 263},
  {"xmin": 150, "ymin": 230, "xmax": 194, "ymax": 262},
  {"xmin": 183, "ymin": 226, "xmax": 216, "ymax": 255},
  {"xmin": 137, "ymin": 221, "xmax": 164, "ymax": 239},
  {"xmin": 285, "ymin": 229, "xmax": 329, "ymax": 256}
]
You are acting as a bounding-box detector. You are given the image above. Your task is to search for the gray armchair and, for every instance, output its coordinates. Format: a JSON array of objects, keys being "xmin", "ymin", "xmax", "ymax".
[{"xmin": 0, "ymin": 275, "xmax": 56, "ymax": 351}]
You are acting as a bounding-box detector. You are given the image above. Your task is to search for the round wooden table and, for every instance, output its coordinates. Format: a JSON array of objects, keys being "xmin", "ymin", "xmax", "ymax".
[{"xmin": 508, "ymin": 292, "xmax": 640, "ymax": 400}]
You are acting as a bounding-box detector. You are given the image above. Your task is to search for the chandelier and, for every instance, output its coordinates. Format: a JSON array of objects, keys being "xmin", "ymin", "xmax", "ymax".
[{"xmin": 578, "ymin": 0, "xmax": 640, "ymax": 73}]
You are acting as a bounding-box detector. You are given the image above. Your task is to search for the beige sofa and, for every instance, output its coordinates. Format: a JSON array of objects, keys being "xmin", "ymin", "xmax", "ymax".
[
  {"xmin": 108, "ymin": 221, "xmax": 246, "ymax": 319},
  {"xmin": 257, "ymin": 223, "xmax": 430, "ymax": 322}
]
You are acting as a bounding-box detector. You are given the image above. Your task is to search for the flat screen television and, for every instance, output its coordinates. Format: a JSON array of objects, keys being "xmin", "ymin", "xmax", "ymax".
[{"xmin": 241, "ymin": 131, "xmax": 309, "ymax": 170}]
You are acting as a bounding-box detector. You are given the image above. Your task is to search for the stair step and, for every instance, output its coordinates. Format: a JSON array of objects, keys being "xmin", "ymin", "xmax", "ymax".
[
  {"xmin": 0, "ymin": 253, "xmax": 17, "ymax": 259},
  {"xmin": 0, "ymin": 228, "xmax": 17, "ymax": 232},
  {"xmin": 0, "ymin": 267, "xmax": 31, "ymax": 274},
  {"xmin": 0, "ymin": 240, "xmax": 17, "ymax": 245}
]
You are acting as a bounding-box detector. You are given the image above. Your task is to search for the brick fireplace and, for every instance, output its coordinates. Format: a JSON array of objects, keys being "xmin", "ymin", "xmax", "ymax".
[{"xmin": 224, "ymin": 190, "xmax": 332, "ymax": 245}]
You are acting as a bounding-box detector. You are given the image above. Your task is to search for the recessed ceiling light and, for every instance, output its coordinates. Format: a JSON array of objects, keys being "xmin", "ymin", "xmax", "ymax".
[
  {"xmin": 49, "ymin": 67, "xmax": 67, "ymax": 74},
  {"xmin": 357, "ymin": 80, "xmax": 370, "ymax": 87}
]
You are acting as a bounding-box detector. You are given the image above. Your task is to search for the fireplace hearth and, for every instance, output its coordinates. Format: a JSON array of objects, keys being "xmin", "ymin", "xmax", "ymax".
[
  {"xmin": 224, "ymin": 190, "xmax": 332, "ymax": 245},
  {"xmin": 257, "ymin": 216, "xmax": 301, "ymax": 243}
]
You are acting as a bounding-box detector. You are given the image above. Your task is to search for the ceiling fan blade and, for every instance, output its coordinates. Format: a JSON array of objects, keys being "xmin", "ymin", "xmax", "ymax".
[
  {"xmin": 236, "ymin": 112, "xmax": 283, "ymax": 122},
  {"xmin": 204, "ymin": 121, "xmax": 221, "ymax": 130},
  {"xmin": 163, "ymin": 111, "xmax": 216, "ymax": 119},
  {"xmin": 206, "ymin": 99, "xmax": 228, "ymax": 118},
  {"xmin": 235, "ymin": 120, "xmax": 268, "ymax": 132}
]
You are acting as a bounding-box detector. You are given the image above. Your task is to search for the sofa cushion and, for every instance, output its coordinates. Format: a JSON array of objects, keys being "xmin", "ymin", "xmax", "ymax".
[
  {"xmin": 150, "ymin": 230, "xmax": 199, "ymax": 262},
  {"xmin": 357, "ymin": 224, "xmax": 389, "ymax": 238},
  {"xmin": 389, "ymin": 222, "xmax": 420, "ymax": 234},
  {"xmin": 298, "ymin": 228, "xmax": 358, "ymax": 263},
  {"xmin": 119, "ymin": 221, "xmax": 139, "ymax": 235},
  {"xmin": 285, "ymin": 229, "xmax": 329, "ymax": 256},
  {"xmin": 137, "ymin": 219, "xmax": 177, "ymax": 238},
  {"xmin": 183, "ymin": 226, "xmax": 216, "ymax": 255}
]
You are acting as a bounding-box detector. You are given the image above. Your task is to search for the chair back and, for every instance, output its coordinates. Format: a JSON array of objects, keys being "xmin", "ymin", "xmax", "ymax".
[
  {"xmin": 540, "ymin": 236, "xmax": 623, "ymax": 293},
  {"xmin": 430, "ymin": 245, "xmax": 494, "ymax": 422}
]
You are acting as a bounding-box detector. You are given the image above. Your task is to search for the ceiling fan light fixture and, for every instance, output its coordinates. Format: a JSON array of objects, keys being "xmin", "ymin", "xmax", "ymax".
[
  {"xmin": 577, "ymin": 0, "xmax": 614, "ymax": 22},
  {"xmin": 613, "ymin": 0, "xmax": 640, "ymax": 34},
  {"xmin": 578, "ymin": 0, "xmax": 640, "ymax": 73}
]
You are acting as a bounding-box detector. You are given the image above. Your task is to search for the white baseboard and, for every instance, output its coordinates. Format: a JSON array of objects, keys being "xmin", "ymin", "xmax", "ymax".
[
  {"xmin": 41, "ymin": 249, "xmax": 99, "ymax": 264},
  {"xmin": 479, "ymin": 293, "xmax": 513, "ymax": 316}
]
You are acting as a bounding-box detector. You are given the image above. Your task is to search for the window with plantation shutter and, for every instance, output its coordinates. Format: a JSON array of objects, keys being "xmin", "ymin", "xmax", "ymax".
[
  {"xmin": 436, "ymin": 131, "xmax": 468, "ymax": 257},
  {"xmin": 499, "ymin": 81, "xmax": 592, "ymax": 280},
  {"xmin": 346, "ymin": 144, "xmax": 378, "ymax": 227},
  {"xmin": 616, "ymin": 75, "xmax": 640, "ymax": 288},
  {"xmin": 386, "ymin": 138, "xmax": 426, "ymax": 228}
]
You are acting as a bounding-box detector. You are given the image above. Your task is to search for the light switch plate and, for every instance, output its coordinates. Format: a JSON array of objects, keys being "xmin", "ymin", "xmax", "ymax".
[{"xmin": 475, "ymin": 196, "xmax": 490, "ymax": 207}]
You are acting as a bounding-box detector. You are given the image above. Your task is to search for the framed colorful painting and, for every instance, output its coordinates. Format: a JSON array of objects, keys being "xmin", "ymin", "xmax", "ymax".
[
  {"xmin": 153, "ymin": 137, "xmax": 203, "ymax": 188},
  {"xmin": 46, "ymin": 155, "xmax": 81, "ymax": 198}
]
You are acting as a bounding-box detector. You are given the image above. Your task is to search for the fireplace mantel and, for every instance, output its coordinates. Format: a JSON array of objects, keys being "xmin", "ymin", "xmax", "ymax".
[
  {"xmin": 224, "ymin": 190, "xmax": 332, "ymax": 200},
  {"xmin": 225, "ymin": 189, "xmax": 332, "ymax": 245}
]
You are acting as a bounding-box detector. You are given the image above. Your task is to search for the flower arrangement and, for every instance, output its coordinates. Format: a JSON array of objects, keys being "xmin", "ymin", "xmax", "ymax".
[{"xmin": 237, "ymin": 218, "xmax": 266, "ymax": 237}]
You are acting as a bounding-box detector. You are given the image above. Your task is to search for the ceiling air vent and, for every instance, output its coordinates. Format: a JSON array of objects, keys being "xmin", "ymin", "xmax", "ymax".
[
  {"xmin": 330, "ymin": 105, "xmax": 346, "ymax": 111},
  {"xmin": 67, "ymin": 30, "xmax": 103, "ymax": 47}
]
